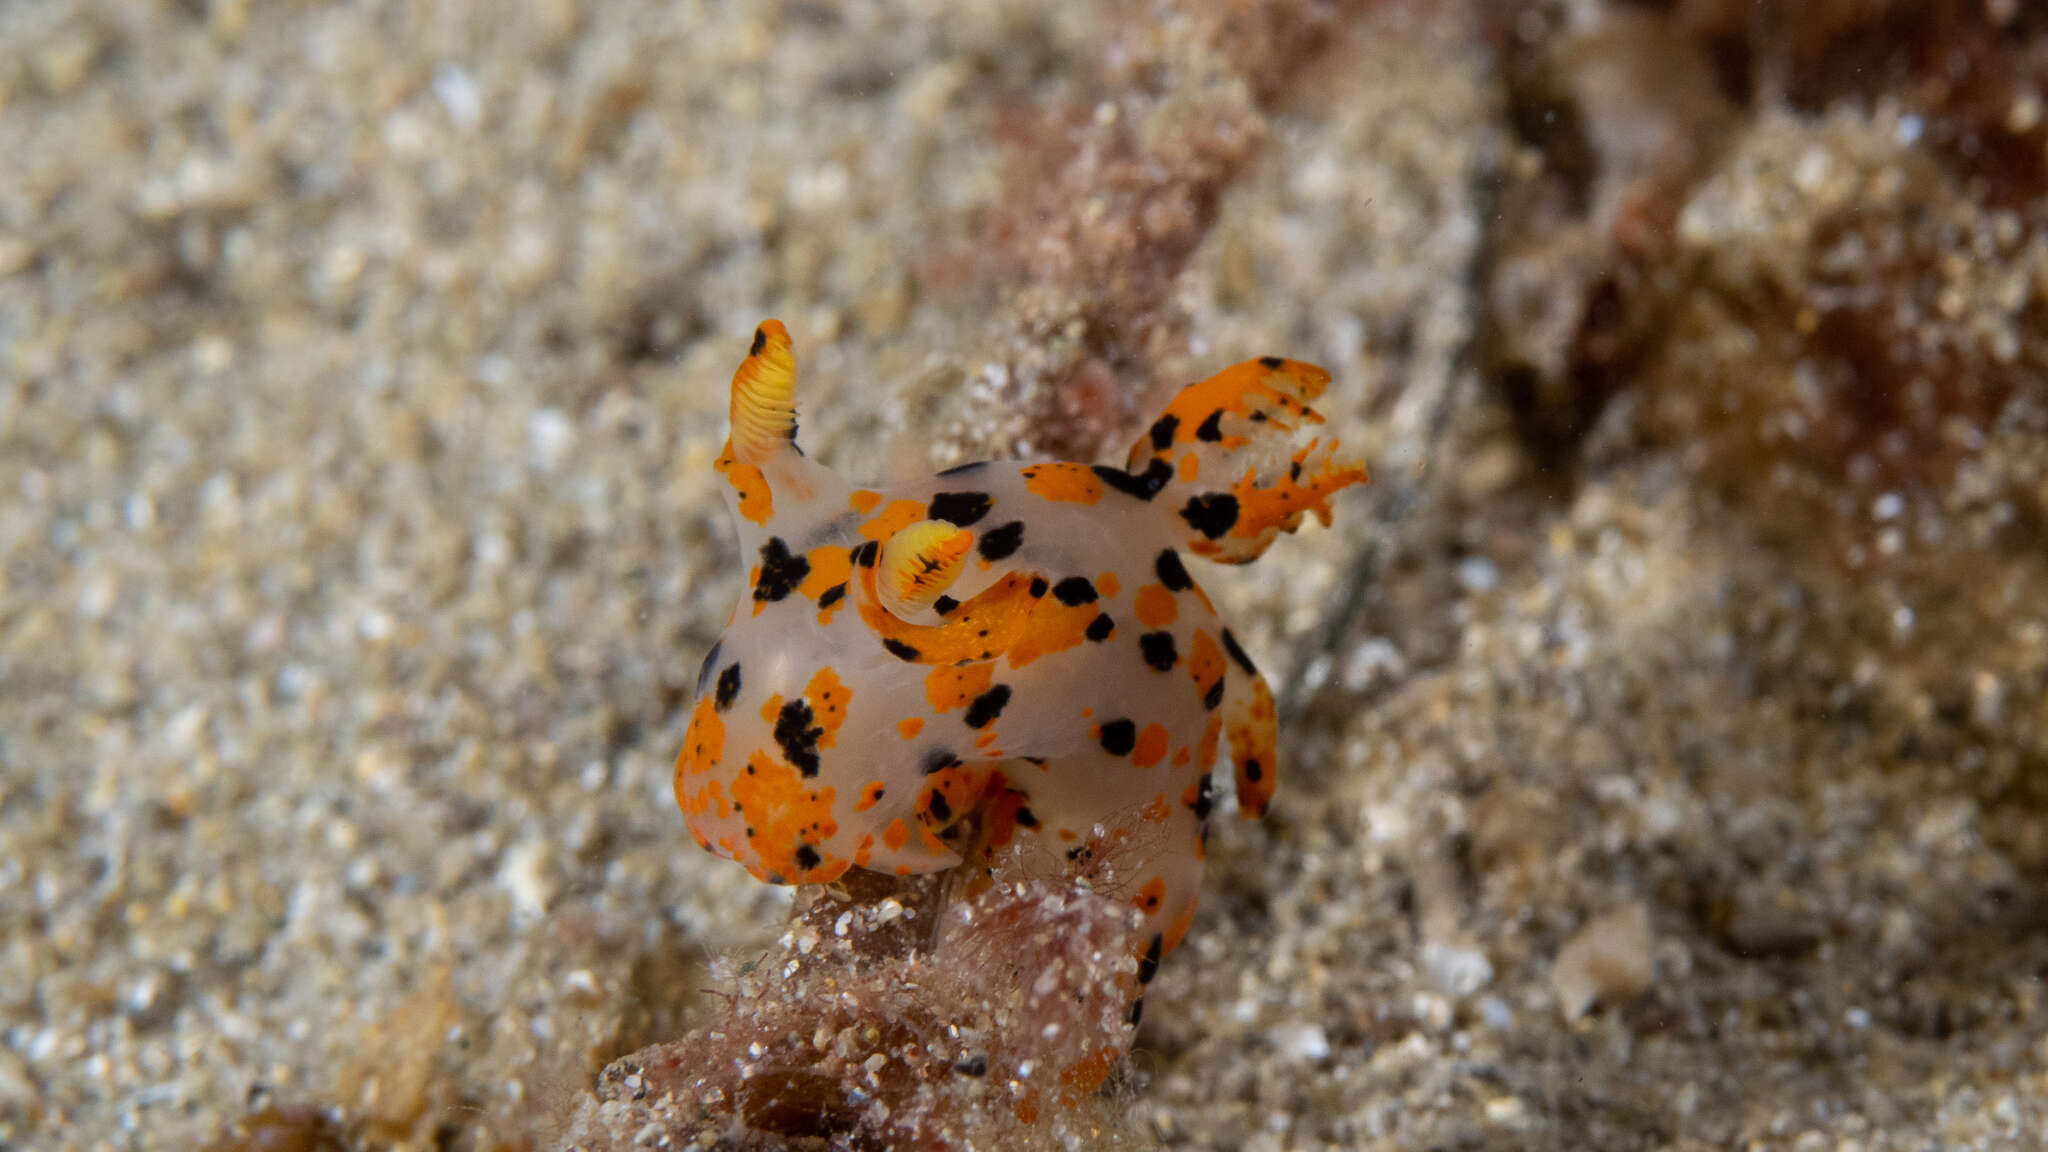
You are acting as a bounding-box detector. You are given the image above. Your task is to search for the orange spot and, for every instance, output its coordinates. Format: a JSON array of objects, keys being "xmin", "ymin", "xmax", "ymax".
[
  {"xmin": 727, "ymin": 750, "xmax": 843, "ymax": 883},
  {"xmin": 1178, "ymin": 452, "xmax": 1200, "ymax": 482},
  {"xmin": 680, "ymin": 779, "xmax": 724, "ymax": 821},
  {"xmin": 855, "ymin": 781, "xmax": 887, "ymax": 813},
  {"xmin": 1095, "ymin": 573, "xmax": 1120, "ymax": 599},
  {"xmin": 897, "ymin": 716, "xmax": 924, "ymax": 739},
  {"xmin": 715, "ymin": 458, "xmax": 774, "ymax": 524},
  {"xmin": 1133, "ymin": 724, "xmax": 1170, "ymax": 768},
  {"xmin": 1135, "ymin": 876, "xmax": 1166, "ymax": 914},
  {"xmin": 925, "ymin": 663, "xmax": 994, "ymax": 712},
  {"xmin": 1020, "ymin": 462, "xmax": 1103, "ymax": 505},
  {"xmin": 1002, "ymin": 595, "xmax": 1099, "ymax": 669},
  {"xmin": 675, "ymin": 695, "xmax": 725, "ymax": 783},
  {"xmin": 849, "ymin": 489, "xmax": 882, "ymax": 514},
  {"xmin": 1138, "ymin": 721, "xmax": 1171, "ymax": 766},
  {"xmin": 884, "ymin": 819, "xmax": 910, "ymax": 853},
  {"xmin": 803, "ymin": 666, "xmax": 851, "ymax": 747},
  {"xmin": 1133, "ymin": 584, "xmax": 1178, "ymax": 629},
  {"xmin": 760, "ymin": 694, "xmax": 783, "ymax": 725},
  {"xmin": 1140, "ymin": 791, "xmax": 1170, "ymax": 823},
  {"xmin": 859, "ymin": 498, "xmax": 928, "ymax": 541},
  {"xmin": 798, "ymin": 546, "xmax": 852, "ymax": 601},
  {"xmin": 1173, "ymin": 746, "xmax": 1190, "ymax": 767},
  {"xmin": 1081, "ymin": 707, "xmax": 1093, "ymax": 718}
]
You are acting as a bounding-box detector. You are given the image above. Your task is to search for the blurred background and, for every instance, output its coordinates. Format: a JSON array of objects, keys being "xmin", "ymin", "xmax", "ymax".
[{"xmin": 2, "ymin": 1, "xmax": 2045, "ymax": 1148}]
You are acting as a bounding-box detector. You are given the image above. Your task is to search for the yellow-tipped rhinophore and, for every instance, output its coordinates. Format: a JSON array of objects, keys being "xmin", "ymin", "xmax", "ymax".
[
  {"xmin": 729, "ymin": 319, "xmax": 801, "ymax": 465},
  {"xmin": 877, "ymin": 519, "xmax": 974, "ymax": 618}
]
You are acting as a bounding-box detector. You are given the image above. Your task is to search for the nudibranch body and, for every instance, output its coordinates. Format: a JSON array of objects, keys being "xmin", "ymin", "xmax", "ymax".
[{"xmin": 675, "ymin": 321, "xmax": 1365, "ymax": 990}]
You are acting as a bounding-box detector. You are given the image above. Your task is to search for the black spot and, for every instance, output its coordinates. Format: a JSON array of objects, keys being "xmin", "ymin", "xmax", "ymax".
[
  {"xmin": 1098, "ymin": 718, "xmax": 1136, "ymax": 756},
  {"xmin": 1204, "ymin": 677, "xmax": 1226, "ymax": 710},
  {"xmin": 1194, "ymin": 410, "xmax": 1225, "ymax": 443},
  {"xmin": 925, "ymin": 790, "xmax": 952, "ymax": 823},
  {"xmin": 852, "ymin": 539, "xmax": 880, "ymax": 568},
  {"xmin": 751, "ymin": 327, "xmax": 769, "ymax": 356},
  {"xmin": 794, "ymin": 844, "xmax": 821, "ymax": 871},
  {"xmin": 816, "ymin": 582, "xmax": 847, "ymax": 610},
  {"xmin": 1155, "ymin": 549, "xmax": 1193, "ymax": 592},
  {"xmin": 754, "ymin": 538, "xmax": 810, "ymax": 603},
  {"xmin": 1028, "ymin": 576, "xmax": 1049, "ymax": 598},
  {"xmin": 937, "ymin": 460, "xmax": 989, "ymax": 478},
  {"xmin": 963, "ymin": 685, "xmax": 1012, "ymax": 729},
  {"xmin": 921, "ymin": 749, "xmax": 961, "ymax": 775},
  {"xmin": 715, "ymin": 663, "xmax": 743, "ymax": 711},
  {"xmin": 928, "ymin": 490, "xmax": 993, "ymax": 527},
  {"xmin": 774, "ymin": 698, "xmax": 825, "ymax": 777},
  {"xmin": 1242, "ymin": 757, "xmax": 1263, "ymax": 782},
  {"xmin": 695, "ymin": 641, "xmax": 723, "ymax": 694},
  {"xmin": 1128, "ymin": 996, "xmax": 1146, "ymax": 1026},
  {"xmin": 1066, "ymin": 845, "xmax": 1089, "ymax": 862},
  {"xmin": 1085, "ymin": 613, "xmax": 1116, "ymax": 642},
  {"xmin": 884, "ymin": 638, "xmax": 922, "ymax": 662},
  {"xmin": 1139, "ymin": 631, "xmax": 1179, "ymax": 672},
  {"xmin": 1052, "ymin": 576, "xmax": 1098, "ymax": 606},
  {"xmin": 1258, "ymin": 355, "xmax": 1284, "ymax": 369},
  {"xmin": 1093, "ymin": 459, "xmax": 1173, "ymax": 500},
  {"xmin": 1191, "ymin": 774, "xmax": 1215, "ymax": 821},
  {"xmin": 1015, "ymin": 806, "xmax": 1039, "ymax": 828},
  {"xmin": 953, "ymin": 1055, "xmax": 988, "ymax": 1077},
  {"xmin": 1250, "ymin": 410, "xmax": 1268, "ymax": 422},
  {"xmin": 932, "ymin": 594, "xmax": 959, "ymax": 616},
  {"xmin": 1289, "ymin": 460, "xmax": 1302, "ymax": 483},
  {"xmin": 1137, "ymin": 933, "xmax": 1163, "ymax": 984},
  {"xmin": 1022, "ymin": 756, "xmax": 1047, "ymax": 766},
  {"xmin": 1179, "ymin": 493, "xmax": 1240, "ymax": 539},
  {"xmin": 978, "ymin": 520, "xmax": 1025, "ymax": 561},
  {"xmin": 1148, "ymin": 414, "xmax": 1179, "ymax": 451},
  {"xmin": 1220, "ymin": 628, "xmax": 1259, "ymax": 676}
]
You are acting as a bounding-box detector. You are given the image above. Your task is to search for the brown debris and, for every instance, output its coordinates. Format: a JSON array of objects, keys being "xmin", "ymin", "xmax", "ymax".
[
  {"xmin": 558, "ymin": 853, "xmax": 1148, "ymax": 1149},
  {"xmin": 934, "ymin": 0, "xmax": 1359, "ymax": 463}
]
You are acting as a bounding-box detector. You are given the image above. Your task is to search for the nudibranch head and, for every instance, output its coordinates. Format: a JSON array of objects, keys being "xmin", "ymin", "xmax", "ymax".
[{"xmin": 675, "ymin": 321, "xmax": 1366, "ymax": 992}]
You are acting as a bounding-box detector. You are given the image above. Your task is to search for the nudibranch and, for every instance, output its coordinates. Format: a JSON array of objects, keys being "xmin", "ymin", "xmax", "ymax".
[{"xmin": 675, "ymin": 321, "xmax": 1366, "ymax": 1012}]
